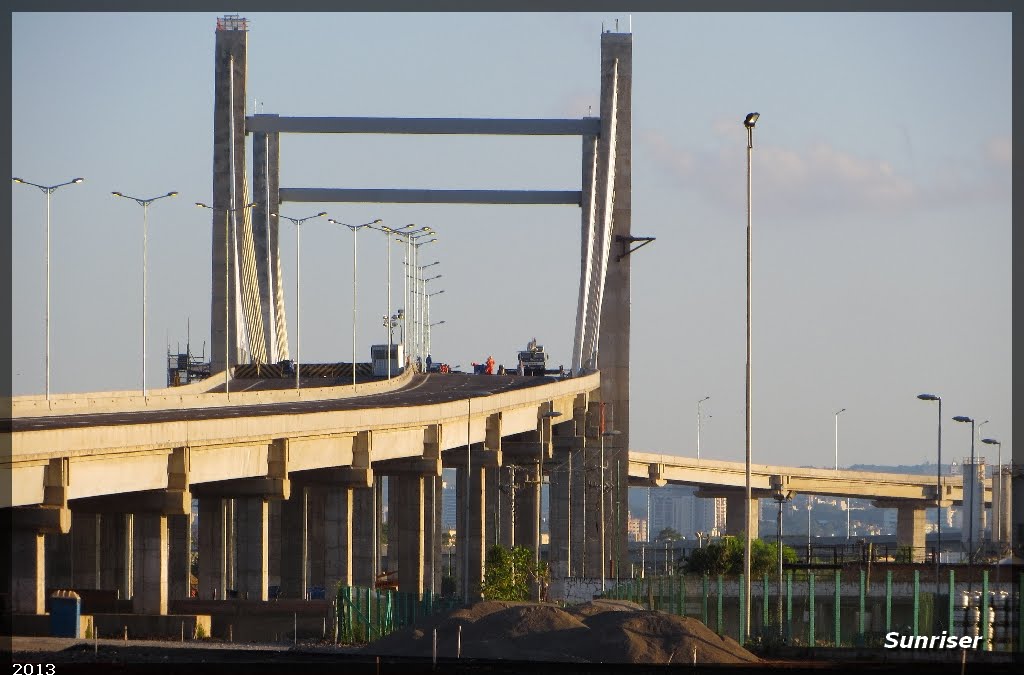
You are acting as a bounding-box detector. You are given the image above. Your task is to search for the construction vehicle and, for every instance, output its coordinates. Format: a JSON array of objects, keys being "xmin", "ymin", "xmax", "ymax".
[{"xmin": 517, "ymin": 338, "xmax": 549, "ymax": 376}]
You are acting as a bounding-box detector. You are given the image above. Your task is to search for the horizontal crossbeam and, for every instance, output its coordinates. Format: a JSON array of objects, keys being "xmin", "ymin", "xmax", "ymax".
[
  {"xmin": 279, "ymin": 188, "xmax": 582, "ymax": 205},
  {"xmin": 247, "ymin": 115, "xmax": 600, "ymax": 136}
]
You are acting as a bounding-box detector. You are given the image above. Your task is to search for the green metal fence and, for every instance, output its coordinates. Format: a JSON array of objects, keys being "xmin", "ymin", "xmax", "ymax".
[
  {"xmin": 336, "ymin": 586, "xmax": 461, "ymax": 644},
  {"xmin": 603, "ymin": 570, "xmax": 1021, "ymax": 652}
]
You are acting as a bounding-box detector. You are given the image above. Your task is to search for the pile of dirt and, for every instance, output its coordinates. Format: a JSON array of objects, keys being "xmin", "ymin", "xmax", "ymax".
[{"xmin": 364, "ymin": 599, "xmax": 759, "ymax": 664}]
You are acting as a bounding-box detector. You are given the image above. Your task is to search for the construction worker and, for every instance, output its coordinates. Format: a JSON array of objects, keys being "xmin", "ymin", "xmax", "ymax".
[{"xmin": 485, "ymin": 355, "xmax": 495, "ymax": 374}]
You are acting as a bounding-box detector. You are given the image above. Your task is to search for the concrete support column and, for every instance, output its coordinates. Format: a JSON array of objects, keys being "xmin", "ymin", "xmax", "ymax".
[
  {"xmin": 725, "ymin": 494, "xmax": 759, "ymax": 539},
  {"xmin": 484, "ymin": 466, "xmax": 500, "ymax": 551},
  {"xmin": 278, "ymin": 489, "xmax": 305, "ymax": 599},
  {"xmin": 896, "ymin": 504, "xmax": 926, "ymax": 562},
  {"xmin": 548, "ymin": 446, "xmax": 572, "ymax": 580},
  {"xmin": 12, "ymin": 527, "xmax": 45, "ymax": 614},
  {"xmin": 569, "ymin": 442, "xmax": 589, "ymax": 578},
  {"xmin": 168, "ymin": 513, "xmax": 191, "ymax": 601},
  {"xmin": 305, "ymin": 486, "xmax": 327, "ymax": 592},
  {"xmin": 391, "ymin": 475, "xmax": 426, "ymax": 595},
  {"xmin": 100, "ymin": 513, "xmax": 133, "ymax": 600},
  {"xmin": 351, "ymin": 485, "xmax": 377, "ymax": 588},
  {"xmin": 198, "ymin": 498, "xmax": 227, "ymax": 599},
  {"xmin": 456, "ymin": 461, "xmax": 488, "ymax": 601},
  {"xmin": 132, "ymin": 512, "xmax": 169, "ymax": 614},
  {"xmin": 423, "ymin": 475, "xmax": 443, "ymax": 597},
  {"xmin": 46, "ymin": 529, "xmax": 73, "ymax": 589},
  {"xmin": 515, "ymin": 462, "xmax": 541, "ymax": 560},
  {"xmin": 268, "ymin": 498, "xmax": 282, "ymax": 592},
  {"xmin": 225, "ymin": 498, "xmax": 236, "ymax": 593},
  {"xmin": 498, "ymin": 465, "xmax": 516, "ymax": 548},
  {"xmin": 235, "ymin": 496, "xmax": 269, "ymax": 601},
  {"xmin": 72, "ymin": 512, "xmax": 101, "ymax": 589},
  {"xmin": 325, "ymin": 486, "xmax": 354, "ymax": 591}
]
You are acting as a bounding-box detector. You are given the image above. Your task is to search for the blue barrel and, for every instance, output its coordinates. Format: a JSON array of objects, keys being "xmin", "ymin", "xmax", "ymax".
[{"xmin": 50, "ymin": 590, "xmax": 81, "ymax": 638}]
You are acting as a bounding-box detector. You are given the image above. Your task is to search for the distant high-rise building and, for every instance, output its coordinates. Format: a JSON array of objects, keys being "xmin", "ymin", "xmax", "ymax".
[{"xmin": 627, "ymin": 516, "xmax": 648, "ymax": 542}]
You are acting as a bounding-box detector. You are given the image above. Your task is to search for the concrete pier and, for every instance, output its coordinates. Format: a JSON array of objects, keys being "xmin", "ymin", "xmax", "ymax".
[
  {"xmin": 100, "ymin": 513, "xmax": 133, "ymax": 601},
  {"xmin": 11, "ymin": 527, "xmax": 46, "ymax": 614},
  {"xmin": 131, "ymin": 512, "xmax": 168, "ymax": 614},
  {"xmin": 168, "ymin": 512, "xmax": 191, "ymax": 600},
  {"xmin": 198, "ymin": 498, "xmax": 228, "ymax": 599},
  {"xmin": 235, "ymin": 496, "xmax": 269, "ymax": 601}
]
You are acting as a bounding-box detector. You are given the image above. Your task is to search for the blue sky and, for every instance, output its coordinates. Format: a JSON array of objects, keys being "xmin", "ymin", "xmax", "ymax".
[{"xmin": 11, "ymin": 12, "xmax": 1012, "ymax": 469}]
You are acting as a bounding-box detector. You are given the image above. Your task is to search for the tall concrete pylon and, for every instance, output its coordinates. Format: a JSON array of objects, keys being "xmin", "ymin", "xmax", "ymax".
[
  {"xmin": 211, "ymin": 15, "xmax": 276, "ymax": 371},
  {"xmin": 595, "ymin": 30, "xmax": 632, "ymax": 580}
]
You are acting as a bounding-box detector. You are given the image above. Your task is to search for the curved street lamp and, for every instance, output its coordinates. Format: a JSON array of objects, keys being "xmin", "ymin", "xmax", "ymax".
[
  {"xmin": 917, "ymin": 393, "xmax": 942, "ymax": 592},
  {"xmin": 273, "ymin": 211, "xmax": 328, "ymax": 390},
  {"xmin": 981, "ymin": 437, "xmax": 1002, "ymax": 551},
  {"xmin": 742, "ymin": 110, "xmax": 759, "ymax": 640},
  {"xmin": 13, "ymin": 176, "xmax": 85, "ymax": 400},
  {"xmin": 952, "ymin": 415, "xmax": 976, "ymax": 570},
  {"xmin": 113, "ymin": 190, "xmax": 179, "ymax": 397},
  {"xmin": 328, "ymin": 218, "xmax": 383, "ymax": 386}
]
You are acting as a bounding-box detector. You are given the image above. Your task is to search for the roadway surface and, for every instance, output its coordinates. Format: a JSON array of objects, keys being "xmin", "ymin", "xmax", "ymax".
[{"xmin": 5, "ymin": 374, "xmax": 565, "ymax": 432}]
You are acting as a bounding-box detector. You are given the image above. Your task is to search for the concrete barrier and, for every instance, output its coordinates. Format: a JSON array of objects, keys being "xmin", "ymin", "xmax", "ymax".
[{"xmin": 9, "ymin": 366, "xmax": 415, "ymax": 417}]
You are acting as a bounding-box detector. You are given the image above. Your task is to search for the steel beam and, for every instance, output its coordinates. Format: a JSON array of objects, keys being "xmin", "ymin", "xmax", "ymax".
[
  {"xmin": 279, "ymin": 188, "xmax": 581, "ymax": 205},
  {"xmin": 246, "ymin": 115, "xmax": 601, "ymax": 136}
]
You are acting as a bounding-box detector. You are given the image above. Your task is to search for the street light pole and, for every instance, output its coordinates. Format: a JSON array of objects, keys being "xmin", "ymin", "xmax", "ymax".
[
  {"xmin": 275, "ymin": 211, "xmax": 328, "ymax": 390},
  {"xmin": 113, "ymin": 190, "xmax": 179, "ymax": 397},
  {"xmin": 742, "ymin": 110, "xmax": 760, "ymax": 639},
  {"xmin": 834, "ymin": 408, "xmax": 847, "ymax": 539},
  {"xmin": 982, "ymin": 437, "xmax": 1002, "ymax": 552},
  {"xmin": 917, "ymin": 393, "xmax": 942, "ymax": 588},
  {"xmin": 328, "ymin": 218, "xmax": 382, "ymax": 387},
  {"xmin": 13, "ymin": 176, "xmax": 85, "ymax": 401},
  {"xmin": 952, "ymin": 415, "xmax": 976, "ymax": 569},
  {"xmin": 697, "ymin": 396, "xmax": 709, "ymax": 460}
]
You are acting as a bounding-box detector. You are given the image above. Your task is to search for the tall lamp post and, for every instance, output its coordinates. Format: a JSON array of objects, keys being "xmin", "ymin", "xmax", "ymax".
[
  {"xmin": 834, "ymin": 408, "xmax": 848, "ymax": 539},
  {"xmin": 328, "ymin": 218, "xmax": 382, "ymax": 387},
  {"xmin": 13, "ymin": 176, "xmax": 85, "ymax": 400},
  {"xmin": 112, "ymin": 190, "xmax": 179, "ymax": 397},
  {"xmin": 917, "ymin": 393, "xmax": 942, "ymax": 586},
  {"xmin": 981, "ymin": 437, "xmax": 1002, "ymax": 552},
  {"xmin": 274, "ymin": 211, "xmax": 327, "ymax": 390},
  {"xmin": 600, "ymin": 429, "xmax": 621, "ymax": 591},
  {"xmin": 697, "ymin": 396, "xmax": 710, "ymax": 460},
  {"xmin": 952, "ymin": 415, "xmax": 976, "ymax": 567},
  {"xmin": 195, "ymin": 201, "xmax": 257, "ymax": 398},
  {"xmin": 742, "ymin": 110, "xmax": 760, "ymax": 639},
  {"xmin": 372, "ymin": 223, "xmax": 414, "ymax": 380}
]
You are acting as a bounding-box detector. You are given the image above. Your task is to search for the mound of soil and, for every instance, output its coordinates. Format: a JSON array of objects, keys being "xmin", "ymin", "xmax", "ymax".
[{"xmin": 364, "ymin": 599, "xmax": 759, "ymax": 664}]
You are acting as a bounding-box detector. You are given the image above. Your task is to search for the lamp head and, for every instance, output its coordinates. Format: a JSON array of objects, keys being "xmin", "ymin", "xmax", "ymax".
[
  {"xmin": 602, "ymin": 429, "xmax": 622, "ymax": 437},
  {"xmin": 111, "ymin": 191, "xmax": 123, "ymax": 197},
  {"xmin": 981, "ymin": 438, "xmax": 1000, "ymax": 446},
  {"xmin": 167, "ymin": 191, "xmax": 179, "ymax": 198},
  {"xmin": 195, "ymin": 202, "xmax": 209, "ymax": 209},
  {"xmin": 744, "ymin": 112, "xmax": 760, "ymax": 128},
  {"xmin": 836, "ymin": 408, "xmax": 846, "ymax": 415},
  {"xmin": 917, "ymin": 393, "xmax": 940, "ymax": 401},
  {"xmin": 952, "ymin": 416, "xmax": 974, "ymax": 424},
  {"xmin": 72, "ymin": 177, "xmax": 84, "ymax": 184},
  {"xmin": 542, "ymin": 411, "xmax": 563, "ymax": 419},
  {"xmin": 12, "ymin": 177, "xmax": 23, "ymax": 183},
  {"xmin": 316, "ymin": 211, "xmax": 328, "ymax": 217},
  {"xmin": 327, "ymin": 218, "xmax": 339, "ymax": 225}
]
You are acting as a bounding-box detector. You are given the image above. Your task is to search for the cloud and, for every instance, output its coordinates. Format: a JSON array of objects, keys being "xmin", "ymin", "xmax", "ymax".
[
  {"xmin": 985, "ymin": 136, "xmax": 1011, "ymax": 166},
  {"xmin": 640, "ymin": 124, "xmax": 919, "ymax": 218}
]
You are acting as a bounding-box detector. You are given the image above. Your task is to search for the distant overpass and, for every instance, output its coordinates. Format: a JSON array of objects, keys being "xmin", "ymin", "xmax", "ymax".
[{"xmin": 628, "ymin": 451, "xmax": 989, "ymax": 557}]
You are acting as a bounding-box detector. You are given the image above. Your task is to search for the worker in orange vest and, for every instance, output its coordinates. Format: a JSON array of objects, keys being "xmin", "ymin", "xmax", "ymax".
[{"xmin": 485, "ymin": 355, "xmax": 495, "ymax": 374}]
